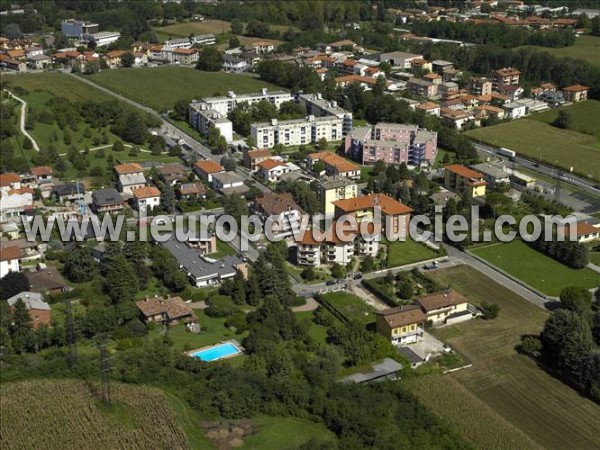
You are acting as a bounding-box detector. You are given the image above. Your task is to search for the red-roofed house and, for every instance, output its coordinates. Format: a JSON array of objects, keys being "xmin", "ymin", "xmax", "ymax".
[
  {"xmin": 444, "ymin": 164, "xmax": 487, "ymax": 197},
  {"xmin": 114, "ymin": 163, "xmax": 146, "ymax": 193},
  {"xmin": 308, "ymin": 152, "xmax": 361, "ymax": 179},
  {"xmin": 194, "ymin": 160, "xmax": 224, "ymax": 182},
  {"xmin": 562, "ymin": 84, "xmax": 589, "ymax": 102},
  {"xmin": 256, "ymin": 158, "xmax": 291, "ymax": 182},
  {"xmin": 132, "ymin": 186, "xmax": 161, "ymax": 212},
  {"xmin": 1, "ymin": 245, "xmax": 21, "ymax": 278}
]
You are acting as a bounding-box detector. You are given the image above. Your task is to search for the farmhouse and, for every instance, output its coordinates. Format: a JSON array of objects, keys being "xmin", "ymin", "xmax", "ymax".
[
  {"xmin": 416, "ymin": 290, "xmax": 472, "ymax": 325},
  {"xmin": 376, "ymin": 305, "xmax": 426, "ymax": 345},
  {"xmin": 136, "ymin": 296, "xmax": 193, "ymax": 325},
  {"xmin": 6, "ymin": 291, "xmax": 52, "ymax": 329}
]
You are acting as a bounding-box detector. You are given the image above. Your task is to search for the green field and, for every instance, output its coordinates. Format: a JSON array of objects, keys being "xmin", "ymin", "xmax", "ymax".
[
  {"xmin": 530, "ymin": 99, "xmax": 600, "ymax": 137},
  {"xmin": 322, "ymin": 291, "xmax": 375, "ymax": 324},
  {"xmin": 471, "ymin": 240, "xmax": 600, "ymax": 296},
  {"xmin": 386, "ymin": 238, "xmax": 439, "ymax": 267},
  {"xmin": 591, "ymin": 252, "xmax": 600, "ymax": 265},
  {"xmin": 466, "ymin": 118, "xmax": 600, "ymax": 181},
  {"xmin": 241, "ymin": 415, "xmax": 335, "ymax": 450},
  {"xmin": 519, "ymin": 35, "xmax": 600, "ymax": 68},
  {"xmin": 88, "ymin": 67, "xmax": 281, "ymax": 111},
  {"xmin": 424, "ymin": 265, "xmax": 600, "ymax": 450}
]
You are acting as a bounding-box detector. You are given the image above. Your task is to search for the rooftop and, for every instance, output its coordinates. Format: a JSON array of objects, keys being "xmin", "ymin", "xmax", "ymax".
[
  {"xmin": 445, "ymin": 164, "xmax": 485, "ymax": 180},
  {"xmin": 255, "ymin": 192, "xmax": 303, "ymax": 215},
  {"xmin": 136, "ymin": 296, "xmax": 193, "ymax": 320},
  {"xmin": 132, "ymin": 186, "xmax": 161, "ymax": 199},
  {"xmin": 334, "ymin": 193, "xmax": 412, "ymax": 216},
  {"xmin": 194, "ymin": 160, "xmax": 224, "ymax": 174},
  {"xmin": 376, "ymin": 305, "xmax": 426, "ymax": 328},
  {"xmin": 114, "ymin": 163, "xmax": 143, "ymax": 174},
  {"xmin": 6, "ymin": 291, "xmax": 50, "ymax": 311},
  {"xmin": 416, "ymin": 290, "xmax": 469, "ymax": 312}
]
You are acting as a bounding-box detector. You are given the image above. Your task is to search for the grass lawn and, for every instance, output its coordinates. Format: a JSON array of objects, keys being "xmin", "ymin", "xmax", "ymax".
[
  {"xmin": 294, "ymin": 310, "xmax": 328, "ymax": 344},
  {"xmin": 386, "ymin": 238, "xmax": 438, "ymax": 268},
  {"xmin": 286, "ymin": 264, "xmax": 332, "ymax": 284},
  {"xmin": 322, "ymin": 291, "xmax": 375, "ymax": 325},
  {"xmin": 530, "ymin": 99, "xmax": 600, "ymax": 138},
  {"xmin": 466, "ymin": 118, "xmax": 600, "ymax": 181},
  {"xmin": 591, "ymin": 252, "xmax": 600, "ymax": 266},
  {"xmin": 518, "ymin": 35, "xmax": 600, "ymax": 68},
  {"xmin": 88, "ymin": 67, "xmax": 281, "ymax": 112},
  {"xmin": 425, "ymin": 265, "xmax": 600, "ymax": 450},
  {"xmin": 205, "ymin": 239, "xmax": 238, "ymax": 259},
  {"xmin": 471, "ymin": 240, "xmax": 600, "ymax": 296},
  {"xmin": 241, "ymin": 415, "xmax": 335, "ymax": 450}
]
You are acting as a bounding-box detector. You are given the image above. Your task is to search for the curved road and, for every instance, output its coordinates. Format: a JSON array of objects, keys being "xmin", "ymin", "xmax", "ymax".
[{"xmin": 3, "ymin": 89, "xmax": 40, "ymax": 151}]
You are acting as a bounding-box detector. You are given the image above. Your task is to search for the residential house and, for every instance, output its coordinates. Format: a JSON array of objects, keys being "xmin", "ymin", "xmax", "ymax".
[
  {"xmin": 243, "ymin": 149, "xmax": 272, "ymax": 171},
  {"xmin": 27, "ymin": 53, "xmax": 51, "ymax": 70},
  {"xmin": 329, "ymin": 39, "xmax": 362, "ymax": 53},
  {"xmin": 222, "ymin": 54, "xmax": 248, "ymax": 72},
  {"xmin": 176, "ymin": 183, "xmax": 206, "ymax": 200},
  {"xmin": 502, "ymin": 102, "xmax": 527, "ymax": 119},
  {"xmin": 132, "ymin": 186, "xmax": 161, "ymax": 212},
  {"xmin": 244, "ymin": 41, "xmax": 274, "ymax": 54},
  {"xmin": 25, "ymin": 267, "xmax": 68, "ymax": 294},
  {"xmin": 211, "ymin": 171, "xmax": 249, "ymax": 195},
  {"xmin": 136, "ymin": 296, "xmax": 193, "ymax": 325},
  {"xmin": 29, "ymin": 166, "xmax": 53, "ymax": 184},
  {"xmin": 440, "ymin": 107, "xmax": 474, "ymax": 130},
  {"xmin": 307, "ymin": 152, "xmax": 361, "ymax": 179},
  {"xmin": 471, "ymin": 163, "xmax": 511, "ymax": 188},
  {"xmin": 0, "ymin": 246, "xmax": 21, "ymax": 278},
  {"xmin": 257, "ymin": 158, "xmax": 291, "ymax": 182},
  {"xmin": 160, "ymin": 238, "xmax": 248, "ymax": 287},
  {"xmin": 376, "ymin": 305, "xmax": 426, "ymax": 345},
  {"xmin": 567, "ymin": 222, "xmax": 600, "ymax": 243},
  {"xmin": 52, "ymin": 183, "xmax": 85, "ymax": 204},
  {"xmin": 6, "ymin": 292, "xmax": 52, "ymax": 328},
  {"xmin": 439, "ymin": 81, "xmax": 460, "ymax": 100},
  {"xmin": 114, "ymin": 163, "xmax": 146, "ymax": 193},
  {"xmin": 254, "ymin": 192, "xmax": 303, "ymax": 238},
  {"xmin": 431, "ymin": 60, "xmax": 453, "ymax": 74},
  {"xmin": 333, "ymin": 193, "xmax": 412, "ymax": 238},
  {"xmin": 158, "ymin": 163, "xmax": 187, "ymax": 186},
  {"xmin": 417, "ymin": 290, "xmax": 472, "ymax": 325},
  {"xmin": 562, "ymin": 84, "xmax": 589, "ymax": 102},
  {"xmin": 492, "ymin": 67, "xmax": 521, "ymax": 90},
  {"xmin": 444, "ymin": 164, "xmax": 487, "ymax": 197},
  {"xmin": 407, "ymin": 77, "xmax": 438, "ymax": 98},
  {"xmin": 416, "ymin": 101, "xmax": 441, "ymax": 117},
  {"xmin": 0, "ymin": 172, "xmax": 21, "ymax": 192},
  {"xmin": 173, "ymin": 48, "xmax": 199, "ymax": 65},
  {"xmin": 497, "ymin": 84, "xmax": 523, "ymax": 101},
  {"xmin": 0, "ymin": 186, "xmax": 33, "ymax": 222},
  {"xmin": 473, "ymin": 104, "xmax": 505, "ymax": 121},
  {"xmin": 194, "ymin": 160, "xmax": 224, "ymax": 183},
  {"xmin": 468, "ymin": 77, "xmax": 493, "ymax": 97},
  {"xmin": 91, "ymin": 188, "xmax": 124, "ymax": 213},
  {"xmin": 531, "ymin": 82, "xmax": 556, "ymax": 96},
  {"xmin": 315, "ymin": 177, "xmax": 358, "ymax": 216},
  {"xmin": 104, "ymin": 49, "xmax": 127, "ymax": 67}
]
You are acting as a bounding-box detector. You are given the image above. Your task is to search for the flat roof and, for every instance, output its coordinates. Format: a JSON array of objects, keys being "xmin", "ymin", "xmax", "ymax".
[{"xmin": 340, "ymin": 358, "xmax": 403, "ymax": 383}]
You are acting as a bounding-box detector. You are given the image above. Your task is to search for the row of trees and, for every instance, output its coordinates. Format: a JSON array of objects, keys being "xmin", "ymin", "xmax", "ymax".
[{"xmin": 528, "ymin": 230, "xmax": 589, "ymax": 269}]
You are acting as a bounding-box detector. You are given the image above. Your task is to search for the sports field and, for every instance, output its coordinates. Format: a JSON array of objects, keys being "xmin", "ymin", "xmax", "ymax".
[
  {"xmin": 519, "ymin": 35, "xmax": 600, "ymax": 68},
  {"xmin": 466, "ymin": 118, "xmax": 600, "ymax": 181},
  {"xmin": 530, "ymin": 99, "xmax": 600, "ymax": 137},
  {"xmin": 471, "ymin": 240, "xmax": 600, "ymax": 296},
  {"xmin": 422, "ymin": 265, "xmax": 600, "ymax": 450},
  {"xmin": 88, "ymin": 67, "xmax": 281, "ymax": 111}
]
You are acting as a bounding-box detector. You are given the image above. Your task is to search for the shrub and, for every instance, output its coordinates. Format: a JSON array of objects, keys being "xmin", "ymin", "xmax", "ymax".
[
  {"xmin": 205, "ymin": 294, "xmax": 238, "ymax": 318},
  {"xmin": 480, "ymin": 302, "xmax": 500, "ymax": 320}
]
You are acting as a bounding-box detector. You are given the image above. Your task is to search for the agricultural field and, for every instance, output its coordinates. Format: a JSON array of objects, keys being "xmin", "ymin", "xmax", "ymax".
[
  {"xmin": 0, "ymin": 380, "xmax": 190, "ymax": 450},
  {"xmin": 466, "ymin": 118, "xmax": 600, "ymax": 181},
  {"xmin": 386, "ymin": 238, "xmax": 439, "ymax": 268},
  {"xmin": 322, "ymin": 291, "xmax": 376, "ymax": 325},
  {"xmin": 471, "ymin": 240, "xmax": 600, "ymax": 296},
  {"xmin": 404, "ymin": 375, "xmax": 542, "ymax": 450},
  {"xmin": 530, "ymin": 99, "xmax": 600, "ymax": 137},
  {"xmin": 519, "ymin": 35, "xmax": 600, "ymax": 69},
  {"xmin": 154, "ymin": 19, "xmax": 293, "ymax": 40},
  {"xmin": 425, "ymin": 265, "xmax": 600, "ymax": 450},
  {"xmin": 88, "ymin": 67, "xmax": 281, "ymax": 112}
]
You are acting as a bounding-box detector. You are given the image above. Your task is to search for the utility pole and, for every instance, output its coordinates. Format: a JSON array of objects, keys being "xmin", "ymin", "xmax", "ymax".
[
  {"xmin": 99, "ymin": 340, "xmax": 111, "ymax": 407},
  {"xmin": 65, "ymin": 298, "xmax": 77, "ymax": 368}
]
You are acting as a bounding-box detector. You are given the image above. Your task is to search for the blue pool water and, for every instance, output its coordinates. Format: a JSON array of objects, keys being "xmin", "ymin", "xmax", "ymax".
[{"xmin": 191, "ymin": 342, "xmax": 242, "ymax": 362}]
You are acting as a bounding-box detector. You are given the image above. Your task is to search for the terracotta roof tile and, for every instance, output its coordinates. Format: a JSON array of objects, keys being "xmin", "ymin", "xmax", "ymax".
[
  {"xmin": 0, "ymin": 245, "xmax": 21, "ymax": 261},
  {"xmin": 334, "ymin": 193, "xmax": 412, "ymax": 215},
  {"xmin": 194, "ymin": 160, "xmax": 224, "ymax": 174},
  {"xmin": 417, "ymin": 290, "xmax": 469, "ymax": 312},
  {"xmin": 114, "ymin": 163, "xmax": 143, "ymax": 174},
  {"xmin": 377, "ymin": 305, "xmax": 426, "ymax": 328}
]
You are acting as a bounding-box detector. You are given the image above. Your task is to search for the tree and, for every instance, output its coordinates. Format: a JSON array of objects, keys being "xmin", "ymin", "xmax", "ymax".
[
  {"xmin": 121, "ymin": 52, "xmax": 135, "ymax": 68},
  {"xmin": 331, "ymin": 263, "xmax": 346, "ymax": 279},
  {"xmin": 229, "ymin": 36, "xmax": 240, "ymax": 49},
  {"xmin": 222, "ymin": 194, "xmax": 248, "ymax": 225},
  {"xmin": 129, "ymin": 145, "xmax": 140, "ymax": 157},
  {"xmin": 206, "ymin": 295, "xmax": 238, "ymax": 318},
  {"xmin": 317, "ymin": 137, "xmax": 328, "ymax": 151},
  {"xmin": 312, "ymin": 160, "xmax": 325, "ymax": 174},
  {"xmin": 63, "ymin": 248, "xmax": 97, "ymax": 282},
  {"xmin": 0, "ymin": 272, "xmax": 30, "ymax": 300},
  {"xmin": 4, "ymin": 23, "xmax": 22, "ymax": 40},
  {"xmin": 231, "ymin": 19, "xmax": 244, "ymax": 35},
  {"xmin": 560, "ymin": 286, "xmax": 593, "ymax": 324},
  {"xmin": 591, "ymin": 16, "xmax": 600, "ymax": 36},
  {"xmin": 301, "ymin": 266, "xmax": 316, "ymax": 281},
  {"xmin": 10, "ymin": 298, "xmax": 35, "ymax": 353},
  {"xmin": 246, "ymin": 275, "xmax": 261, "ymax": 306},
  {"xmin": 119, "ymin": 112, "xmax": 147, "ymax": 144},
  {"xmin": 196, "ymin": 47, "xmax": 223, "ymax": 72},
  {"xmin": 553, "ymin": 109, "xmax": 572, "ymax": 129},
  {"xmin": 22, "ymin": 137, "xmax": 33, "ymax": 150},
  {"xmin": 480, "ymin": 302, "xmax": 500, "ymax": 320},
  {"xmin": 397, "ymin": 278, "xmax": 413, "ymax": 300},
  {"xmin": 105, "ymin": 255, "xmax": 139, "ymax": 304},
  {"xmin": 161, "ymin": 183, "xmax": 176, "ymax": 214},
  {"xmin": 361, "ymin": 255, "xmax": 374, "ymax": 273},
  {"xmin": 112, "ymin": 140, "xmax": 124, "ymax": 152}
]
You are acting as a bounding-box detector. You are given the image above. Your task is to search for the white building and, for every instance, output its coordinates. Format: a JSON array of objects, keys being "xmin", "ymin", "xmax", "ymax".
[
  {"xmin": 83, "ymin": 31, "xmax": 121, "ymax": 47},
  {"xmin": 211, "ymin": 171, "xmax": 248, "ymax": 195},
  {"xmin": 503, "ymin": 103, "xmax": 527, "ymax": 119},
  {"xmin": 115, "ymin": 163, "xmax": 147, "ymax": 194},
  {"xmin": 253, "ymin": 192, "xmax": 303, "ymax": 238},
  {"xmin": 1, "ymin": 246, "xmax": 21, "ymax": 278},
  {"xmin": 188, "ymin": 103, "xmax": 234, "ymax": 143},
  {"xmin": 256, "ymin": 159, "xmax": 292, "ymax": 182},
  {"xmin": 298, "ymin": 92, "xmax": 353, "ymax": 135},
  {"xmin": 132, "ymin": 186, "xmax": 161, "ymax": 212},
  {"xmin": 251, "ymin": 115, "xmax": 342, "ymax": 149}
]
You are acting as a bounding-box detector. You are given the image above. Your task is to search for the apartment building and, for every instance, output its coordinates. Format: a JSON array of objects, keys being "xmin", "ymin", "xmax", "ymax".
[
  {"xmin": 188, "ymin": 102, "xmax": 234, "ymax": 143},
  {"xmin": 468, "ymin": 77, "xmax": 493, "ymax": 97},
  {"xmin": 444, "ymin": 164, "xmax": 487, "ymax": 197},
  {"xmin": 344, "ymin": 123, "xmax": 437, "ymax": 167},
  {"xmin": 253, "ymin": 192, "xmax": 303, "ymax": 238},
  {"xmin": 298, "ymin": 92, "xmax": 353, "ymax": 135},
  {"xmin": 407, "ymin": 77, "xmax": 438, "ymax": 98},
  {"xmin": 243, "ymin": 148, "xmax": 272, "ymax": 171},
  {"xmin": 251, "ymin": 115, "xmax": 342, "ymax": 149},
  {"xmin": 492, "ymin": 67, "xmax": 521, "ymax": 90},
  {"xmin": 315, "ymin": 177, "xmax": 358, "ymax": 216}
]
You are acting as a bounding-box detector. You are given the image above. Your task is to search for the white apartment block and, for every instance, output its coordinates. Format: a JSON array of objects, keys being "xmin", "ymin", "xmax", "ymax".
[
  {"xmin": 251, "ymin": 115, "xmax": 342, "ymax": 149},
  {"xmin": 188, "ymin": 103, "xmax": 234, "ymax": 143},
  {"xmin": 298, "ymin": 92, "xmax": 353, "ymax": 135}
]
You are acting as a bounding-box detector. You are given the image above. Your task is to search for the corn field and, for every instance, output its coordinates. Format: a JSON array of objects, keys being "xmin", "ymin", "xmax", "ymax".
[
  {"xmin": 404, "ymin": 375, "xmax": 543, "ymax": 450},
  {"xmin": 1, "ymin": 380, "xmax": 190, "ymax": 450}
]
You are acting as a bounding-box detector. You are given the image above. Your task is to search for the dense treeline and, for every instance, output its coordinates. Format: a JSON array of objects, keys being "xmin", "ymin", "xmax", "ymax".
[
  {"xmin": 527, "ymin": 228, "xmax": 589, "ymax": 269},
  {"xmin": 410, "ymin": 21, "xmax": 576, "ymax": 48},
  {"xmin": 522, "ymin": 287, "xmax": 600, "ymax": 402}
]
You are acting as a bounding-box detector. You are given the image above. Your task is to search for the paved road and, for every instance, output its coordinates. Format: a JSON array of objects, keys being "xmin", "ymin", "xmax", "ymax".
[
  {"xmin": 473, "ymin": 142, "xmax": 600, "ymax": 196},
  {"xmin": 3, "ymin": 89, "xmax": 40, "ymax": 151}
]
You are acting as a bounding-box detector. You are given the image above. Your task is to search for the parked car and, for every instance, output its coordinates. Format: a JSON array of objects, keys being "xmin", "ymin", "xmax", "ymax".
[
  {"xmin": 326, "ymin": 280, "xmax": 337, "ymax": 286},
  {"xmin": 353, "ymin": 273, "xmax": 362, "ymax": 280},
  {"xmin": 423, "ymin": 261, "xmax": 440, "ymax": 270}
]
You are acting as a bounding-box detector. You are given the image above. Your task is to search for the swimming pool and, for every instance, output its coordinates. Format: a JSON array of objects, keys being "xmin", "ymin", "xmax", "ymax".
[{"xmin": 189, "ymin": 342, "xmax": 242, "ymax": 362}]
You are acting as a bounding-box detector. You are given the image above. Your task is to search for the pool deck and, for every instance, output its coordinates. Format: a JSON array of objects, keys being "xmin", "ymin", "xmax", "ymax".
[{"xmin": 186, "ymin": 340, "xmax": 244, "ymax": 362}]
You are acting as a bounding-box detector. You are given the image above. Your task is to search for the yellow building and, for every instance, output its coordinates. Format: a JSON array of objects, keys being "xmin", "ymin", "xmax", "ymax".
[
  {"xmin": 444, "ymin": 164, "xmax": 487, "ymax": 197},
  {"xmin": 416, "ymin": 290, "xmax": 471, "ymax": 325},
  {"xmin": 316, "ymin": 177, "xmax": 358, "ymax": 216},
  {"xmin": 376, "ymin": 305, "xmax": 426, "ymax": 345}
]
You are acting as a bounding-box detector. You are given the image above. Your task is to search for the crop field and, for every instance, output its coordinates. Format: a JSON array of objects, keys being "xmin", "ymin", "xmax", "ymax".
[
  {"xmin": 154, "ymin": 19, "xmax": 293, "ymax": 39},
  {"xmin": 88, "ymin": 67, "xmax": 281, "ymax": 111},
  {"xmin": 466, "ymin": 118, "xmax": 600, "ymax": 181},
  {"xmin": 404, "ymin": 375, "xmax": 542, "ymax": 450},
  {"xmin": 519, "ymin": 35, "xmax": 600, "ymax": 68},
  {"xmin": 322, "ymin": 291, "xmax": 376, "ymax": 324},
  {"xmin": 0, "ymin": 380, "xmax": 190, "ymax": 450},
  {"xmin": 471, "ymin": 240, "xmax": 600, "ymax": 296},
  {"xmin": 425, "ymin": 265, "xmax": 600, "ymax": 450},
  {"xmin": 530, "ymin": 100, "xmax": 600, "ymax": 137}
]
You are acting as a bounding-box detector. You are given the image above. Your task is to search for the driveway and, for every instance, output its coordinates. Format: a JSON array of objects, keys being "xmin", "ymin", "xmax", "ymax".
[{"xmin": 407, "ymin": 332, "xmax": 447, "ymax": 360}]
